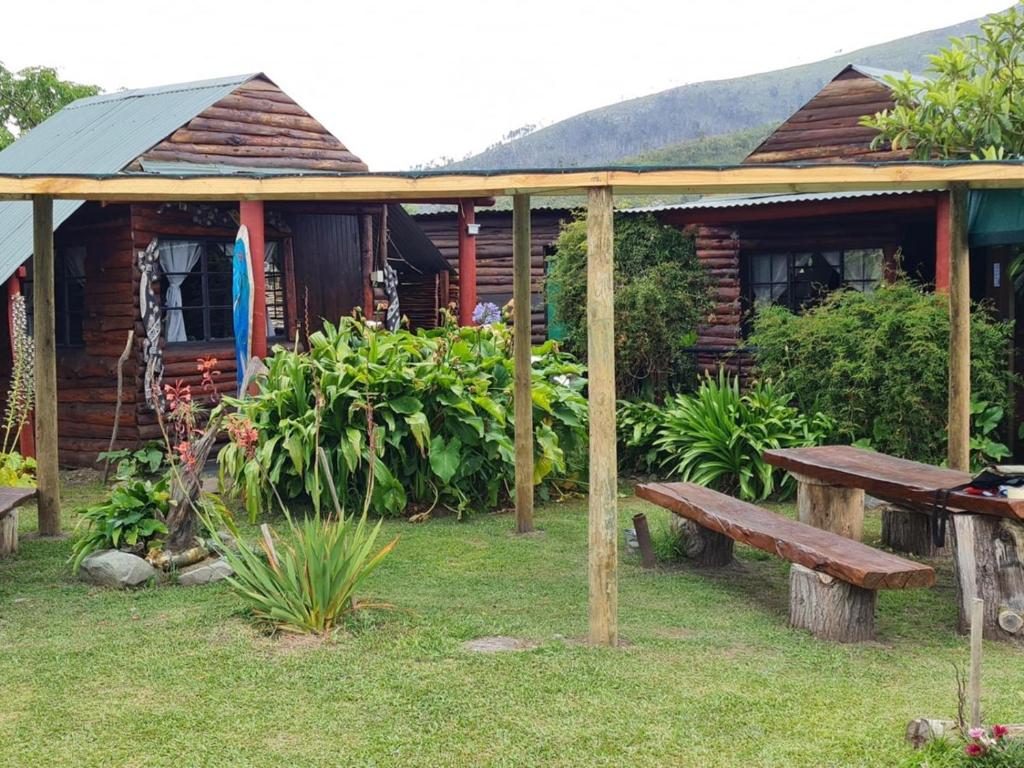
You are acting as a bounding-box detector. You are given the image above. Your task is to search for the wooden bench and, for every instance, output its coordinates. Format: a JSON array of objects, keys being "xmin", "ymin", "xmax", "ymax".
[
  {"xmin": 0, "ymin": 487, "xmax": 37, "ymax": 557},
  {"xmin": 636, "ymin": 481, "xmax": 935, "ymax": 642},
  {"xmin": 764, "ymin": 446, "xmax": 1024, "ymax": 641}
]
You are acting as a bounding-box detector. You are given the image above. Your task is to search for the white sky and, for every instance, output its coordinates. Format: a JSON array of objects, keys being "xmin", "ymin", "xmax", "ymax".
[{"xmin": 0, "ymin": 0, "xmax": 1012, "ymax": 170}]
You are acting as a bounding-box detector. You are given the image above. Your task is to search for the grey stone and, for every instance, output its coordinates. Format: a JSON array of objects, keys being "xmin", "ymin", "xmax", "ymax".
[
  {"xmin": 80, "ymin": 549, "xmax": 157, "ymax": 589},
  {"xmin": 178, "ymin": 557, "xmax": 233, "ymax": 586}
]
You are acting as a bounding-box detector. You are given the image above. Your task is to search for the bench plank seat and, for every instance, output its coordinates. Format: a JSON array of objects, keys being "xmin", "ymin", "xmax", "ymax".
[
  {"xmin": 636, "ymin": 481, "xmax": 935, "ymax": 590},
  {"xmin": 0, "ymin": 487, "xmax": 35, "ymax": 519},
  {"xmin": 764, "ymin": 445, "xmax": 1024, "ymax": 522},
  {"xmin": 0, "ymin": 486, "xmax": 35, "ymax": 557}
]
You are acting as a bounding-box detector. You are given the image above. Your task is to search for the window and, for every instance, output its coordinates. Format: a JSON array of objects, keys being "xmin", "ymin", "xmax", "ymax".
[
  {"xmin": 23, "ymin": 246, "xmax": 86, "ymax": 346},
  {"xmin": 159, "ymin": 238, "xmax": 287, "ymax": 343},
  {"xmin": 746, "ymin": 248, "xmax": 884, "ymax": 313}
]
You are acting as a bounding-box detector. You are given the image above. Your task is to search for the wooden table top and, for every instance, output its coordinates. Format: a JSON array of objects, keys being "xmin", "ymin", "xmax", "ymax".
[
  {"xmin": 0, "ymin": 486, "xmax": 36, "ymax": 519},
  {"xmin": 764, "ymin": 445, "xmax": 1024, "ymax": 522}
]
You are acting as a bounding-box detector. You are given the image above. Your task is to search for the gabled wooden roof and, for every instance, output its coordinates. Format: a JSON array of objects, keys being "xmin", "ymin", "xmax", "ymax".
[{"xmin": 744, "ymin": 64, "xmax": 910, "ymax": 165}]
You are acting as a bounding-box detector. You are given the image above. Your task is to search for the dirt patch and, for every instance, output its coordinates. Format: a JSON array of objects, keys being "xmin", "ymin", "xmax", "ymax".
[{"xmin": 463, "ymin": 636, "xmax": 539, "ymax": 653}]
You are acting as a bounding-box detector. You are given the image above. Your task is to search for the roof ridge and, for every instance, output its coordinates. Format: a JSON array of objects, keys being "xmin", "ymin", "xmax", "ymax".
[{"xmin": 69, "ymin": 73, "xmax": 261, "ymax": 107}]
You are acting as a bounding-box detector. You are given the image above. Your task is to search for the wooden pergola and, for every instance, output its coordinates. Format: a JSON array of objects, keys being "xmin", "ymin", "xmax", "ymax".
[{"xmin": 1, "ymin": 162, "xmax": 1018, "ymax": 646}]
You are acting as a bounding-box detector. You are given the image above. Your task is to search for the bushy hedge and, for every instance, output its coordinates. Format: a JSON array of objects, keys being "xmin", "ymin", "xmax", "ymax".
[
  {"xmin": 547, "ymin": 213, "xmax": 709, "ymax": 400},
  {"xmin": 748, "ymin": 281, "xmax": 1014, "ymax": 464},
  {"xmin": 218, "ymin": 316, "xmax": 588, "ymax": 519}
]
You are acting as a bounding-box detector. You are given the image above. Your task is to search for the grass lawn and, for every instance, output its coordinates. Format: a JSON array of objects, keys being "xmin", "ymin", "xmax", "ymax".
[{"xmin": 2, "ymin": 474, "xmax": 1023, "ymax": 768}]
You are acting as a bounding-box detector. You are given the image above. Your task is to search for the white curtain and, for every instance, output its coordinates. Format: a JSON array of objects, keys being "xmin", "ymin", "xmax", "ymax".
[{"xmin": 158, "ymin": 241, "xmax": 202, "ymax": 343}]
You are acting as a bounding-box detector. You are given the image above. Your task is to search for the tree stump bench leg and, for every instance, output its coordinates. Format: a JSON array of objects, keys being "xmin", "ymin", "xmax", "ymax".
[
  {"xmin": 951, "ymin": 514, "xmax": 1024, "ymax": 642},
  {"xmin": 0, "ymin": 509, "xmax": 18, "ymax": 557},
  {"xmin": 881, "ymin": 503, "xmax": 949, "ymax": 558},
  {"xmin": 788, "ymin": 563, "xmax": 876, "ymax": 642},
  {"xmin": 670, "ymin": 518, "xmax": 734, "ymax": 567},
  {"xmin": 793, "ymin": 473, "xmax": 864, "ymax": 541}
]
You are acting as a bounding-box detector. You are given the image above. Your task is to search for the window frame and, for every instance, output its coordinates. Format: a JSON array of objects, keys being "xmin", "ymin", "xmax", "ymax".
[
  {"xmin": 160, "ymin": 237, "xmax": 288, "ymax": 345},
  {"xmin": 23, "ymin": 246, "xmax": 86, "ymax": 348}
]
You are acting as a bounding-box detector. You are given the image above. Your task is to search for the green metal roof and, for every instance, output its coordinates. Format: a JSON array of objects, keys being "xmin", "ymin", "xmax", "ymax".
[{"xmin": 0, "ymin": 73, "xmax": 260, "ymax": 282}]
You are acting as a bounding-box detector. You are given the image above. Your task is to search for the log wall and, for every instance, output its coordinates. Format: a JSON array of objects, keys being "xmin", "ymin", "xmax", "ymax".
[
  {"xmin": 744, "ymin": 68, "xmax": 908, "ymax": 165},
  {"xmin": 138, "ymin": 76, "xmax": 368, "ymax": 173},
  {"xmin": 414, "ymin": 208, "xmax": 568, "ymax": 342}
]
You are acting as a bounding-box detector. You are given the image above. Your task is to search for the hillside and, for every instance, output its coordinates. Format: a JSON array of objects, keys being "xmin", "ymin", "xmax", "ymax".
[
  {"xmin": 617, "ymin": 123, "xmax": 779, "ymax": 166},
  {"xmin": 448, "ymin": 14, "xmax": 988, "ymax": 170}
]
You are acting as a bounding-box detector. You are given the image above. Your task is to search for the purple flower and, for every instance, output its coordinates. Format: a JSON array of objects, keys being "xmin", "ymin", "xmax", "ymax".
[{"xmin": 472, "ymin": 302, "xmax": 502, "ymax": 325}]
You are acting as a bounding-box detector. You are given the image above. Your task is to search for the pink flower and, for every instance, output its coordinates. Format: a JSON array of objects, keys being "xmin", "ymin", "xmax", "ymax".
[
  {"xmin": 965, "ymin": 742, "xmax": 986, "ymax": 757},
  {"xmin": 968, "ymin": 727, "xmax": 986, "ymax": 740},
  {"xmin": 992, "ymin": 724, "xmax": 1010, "ymax": 739}
]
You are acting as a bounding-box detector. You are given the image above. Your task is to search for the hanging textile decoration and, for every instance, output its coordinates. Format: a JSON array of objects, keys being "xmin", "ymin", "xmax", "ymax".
[
  {"xmin": 232, "ymin": 225, "xmax": 254, "ymax": 394},
  {"xmin": 137, "ymin": 238, "xmax": 165, "ymax": 412},
  {"xmin": 383, "ymin": 260, "xmax": 401, "ymax": 331}
]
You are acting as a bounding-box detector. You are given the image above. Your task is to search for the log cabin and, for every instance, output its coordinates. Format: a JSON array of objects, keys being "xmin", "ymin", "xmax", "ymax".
[
  {"xmin": 0, "ymin": 73, "xmax": 449, "ymax": 466},
  {"xmin": 412, "ymin": 206, "xmax": 573, "ymax": 343}
]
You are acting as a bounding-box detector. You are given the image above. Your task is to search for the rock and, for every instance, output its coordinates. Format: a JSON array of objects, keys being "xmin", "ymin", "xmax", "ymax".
[
  {"xmin": 178, "ymin": 557, "xmax": 233, "ymax": 586},
  {"xmin": 80, "ymin": 550, "xmax": 157, "ymax": 589}
]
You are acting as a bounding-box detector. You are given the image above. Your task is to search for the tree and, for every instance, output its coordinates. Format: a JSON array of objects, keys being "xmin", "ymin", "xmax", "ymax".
[
  {"xmin": 0, "ymin": 63, "xmax": 100, "ymax": 149},
  {"xmin": 547, "ymin": 213, "xmax": 710, "ymax": 401},
  {"xmin": 861, "ymin": 6, "xmax": 1024, "ymax": 159}
]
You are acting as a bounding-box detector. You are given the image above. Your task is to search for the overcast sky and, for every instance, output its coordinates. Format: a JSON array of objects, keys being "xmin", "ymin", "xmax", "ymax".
[{"xmin": 0, "ymin": 0, "xmax": 1012, "ymax": 170}]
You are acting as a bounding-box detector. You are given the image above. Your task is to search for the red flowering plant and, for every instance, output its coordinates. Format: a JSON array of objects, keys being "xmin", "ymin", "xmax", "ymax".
[
  {"xmin": 959, "ymin": 723, "xmax": 1022, "ymax": 765},
  {"xmin": 154, "ymin": 357, "xmax": 224, "ymax": 481}
]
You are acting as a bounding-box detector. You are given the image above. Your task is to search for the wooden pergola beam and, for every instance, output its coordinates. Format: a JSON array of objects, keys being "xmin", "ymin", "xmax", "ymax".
[{"xmin": 5, "ymin": 162, "xmax": 1024, "ymax": 201}]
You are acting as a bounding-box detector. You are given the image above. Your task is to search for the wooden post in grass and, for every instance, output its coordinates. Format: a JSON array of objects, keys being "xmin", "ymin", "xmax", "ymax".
[
  {"xmin": 512, "ymin": 194, "xmax": 534, "ymax": 534},
  {"xmin": 587, "ymin": 186, "xmax": 618, "ymax": 647},
  {"xmin": 948, "ymin": 183, "xmax": 970, "ymax": 472},
  {"xmin": 32, "ymin": 196, "xmax": 60, "ymax": 536},
  {"xmin": 969, "ymin": 597, "xmax": 983, "ymax": 728}
]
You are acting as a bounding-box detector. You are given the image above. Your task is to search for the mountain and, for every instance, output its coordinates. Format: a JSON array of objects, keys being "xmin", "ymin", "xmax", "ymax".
[
  {"xmin": 448, "ymin": 14, "xmax": 989, "ymax": 170},
  {"xmin": 616, "ymin": 123, "xmax": 779, "ymax": 167}
]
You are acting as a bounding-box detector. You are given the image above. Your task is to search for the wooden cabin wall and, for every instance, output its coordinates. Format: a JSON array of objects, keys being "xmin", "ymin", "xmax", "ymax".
[
  {"xmin": 690, "ymin": 210, "xmax": 935, "ymax": 383},
  {"xmin": 137, "ymin": 77, "xmax": 367, "ymax": 173},
  {"xmin": 415, "ymin": 210, "xmax": 566, "ymax": 342},
  {"xmin": 744, "ymin": 70, "xmax": 909, "ymax": 164}
]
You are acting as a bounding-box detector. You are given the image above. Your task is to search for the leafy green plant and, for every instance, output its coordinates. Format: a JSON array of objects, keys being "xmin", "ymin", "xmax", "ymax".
[
  {"xmin": 98, "ymin": 441, "xmax": 168, "ymax": 482},
  {"xmin": 969, "ymin": 397, "xmax": 1010, "ymax": 470},
  {"xmin": 218, "ymin": 314, "xmax": 588, "ymax": 520},
  {"xmin": 548, "ymin": 213, "xmax": 709, "ymax": 400},
  {"xmin": 69, "ymin": 477, "xmax": 170, "ymax": 572},
  {"xmin": 617, "ymin": 399, "xmax": 666, "ymax": 475},
  {"xmin": 652, "ymin": 372, "xmax": 833, "ymax": 501},
  {"xmin": 749, "ymin": 280, "xmax": 1014, "ymax": 465},
  {"xmin": 0, "ymin": 451, "xmax": 35, "ymax": 487}
]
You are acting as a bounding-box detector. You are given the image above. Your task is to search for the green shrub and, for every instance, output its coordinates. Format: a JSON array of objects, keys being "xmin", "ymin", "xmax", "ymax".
[
  {"xmin": 651, "ymin": 372, "xmax": 832, "ymax": 501},
  {"xmin": 98, "ymin": 441, "xmax": 168, "ymax": 482},
  {"xmin": 616, "ymin": 399, "xmax": 666, "ymax": 474},
  {"xmin": 69, "ymin": 477, "xmax": 170, "ymax": 572},
  {"xmin": 749, "ymin": 281, "xmax": 1014, "ymax": 465},
  {"xmin": 0, "ymin": 451, "xmax": 35, "ymax": 487},
  {"xmin": 547, "ymin": 213, "xmax": 709, "ymax": 400},
  {"xmin": 219, "ymin": 315, "xmax": 588, "ymax": 519}
]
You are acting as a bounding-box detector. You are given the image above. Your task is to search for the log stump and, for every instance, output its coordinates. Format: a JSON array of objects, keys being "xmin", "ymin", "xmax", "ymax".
[
  {"xmin": 0, "ymin": 509, "xmax": 17, "ymax": 556},
  {"xmin": 881, "ymin": 503, "xmax": 949, "ymax": 558},
  {"xmin": 676, "ymin": 519, "xmax": 734, "ymax": 567},
  {"xmin": 794, "ymin": 473, "xmax": 864, "ymax": 541},
  {"xmin": 788, "ymin": 563, "xmax": 876, "ymax": 642},
  {"xmin": 951, "ymin": 513, "xmax": 1024, "ymax": 642}
]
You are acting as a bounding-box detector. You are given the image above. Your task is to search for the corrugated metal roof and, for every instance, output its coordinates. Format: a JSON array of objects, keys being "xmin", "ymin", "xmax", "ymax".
[
  {"xmin": 387, "ymin": 205, "xmax": 450, "ymax": 273},
  {"xmin": 848, "ymin": 64, "xmax": 919, "ymax": 86},
  {"xmin": 0, "ymin": 73, "xmax": 259, "ymax": 282},
  {"xmin": 624, "ymin": 188, "xmax": 938, "ymax": 214},
  {"xmin": 138, "ymin": 159, "xmax": 322, "ymax": 176}
]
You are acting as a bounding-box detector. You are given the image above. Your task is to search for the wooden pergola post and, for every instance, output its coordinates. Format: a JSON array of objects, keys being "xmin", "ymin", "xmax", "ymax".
[
  {"xmin": 512, "ymin": 194, "xmax": 534, "ymax": 533},
  {"xmin": 587, "ymin": 186, "xmax": 618, "ymax": 647},
  {"xmin": 32, "ymin": 196, "xmax": 60, "ymax": 536},
  {"xmin": 948, "ymin": 183, "xmax": 970, "ymax": 471}
]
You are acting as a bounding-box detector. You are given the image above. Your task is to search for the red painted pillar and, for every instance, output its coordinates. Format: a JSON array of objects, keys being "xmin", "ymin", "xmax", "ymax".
[
  {"xmin": 240, "ymin": 201, "xmax": 267, "ymax": 358},
  {"xmin": 935, "ymin": 192, "xmax": 951, "ymax": 294},
  {"xmin": 457, "ymin": 200, "xmax": 477, "ymax": 325},
  {"xmin": 7, "ymin": 267, "xmax": 34, "ymax": 458}
]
